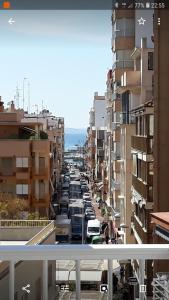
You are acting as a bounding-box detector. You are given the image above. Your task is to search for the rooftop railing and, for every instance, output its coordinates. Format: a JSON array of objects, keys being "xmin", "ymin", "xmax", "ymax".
[
  {"xmin": 0, "ymin": 220, "xmax": 51, "ymax": 227},
  {"xmin": 1, "ymin": 244, "xmax": 169, "ymax": 300}
]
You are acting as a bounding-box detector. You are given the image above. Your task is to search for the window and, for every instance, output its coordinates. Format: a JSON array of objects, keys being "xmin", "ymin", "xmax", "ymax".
[
  {"xmin": 148, "ymin": 52, "xmax": 154, "ymax": 70},
  {"xmin": 136, "ymin": 117, "xmax": 139, "ymax": 135},
  {"xmin": 16, "ymin": 184, "xmax": 28, "ymax": 195},
  {"xmin": 147, "ymin": 115, "xmax": 154, "ymax": 136},
  {"xmin": 132, "ymin": 154, "xmax": 137, "ymax": 176},
  {"xmin": 137, "ymin": 159, "xmax": 142, "ymax": 179},
  {"xmin": 16, "ymin": 157, "xmax": 28, "ymax": 168}
]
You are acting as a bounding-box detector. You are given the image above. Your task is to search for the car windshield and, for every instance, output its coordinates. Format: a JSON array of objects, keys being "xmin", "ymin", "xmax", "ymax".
[{"xmin": 88, "ymin": 227, "xmax": 100, "ymax": 233}]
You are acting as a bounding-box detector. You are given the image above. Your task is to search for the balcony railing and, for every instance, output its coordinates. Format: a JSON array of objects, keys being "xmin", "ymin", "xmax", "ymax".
[
  {"xmin": 112, "ymin": 179, "xmax": 120, "ymax": 190},
  {"xmin": 112, "ymin": 60, "xmax": 134, "ymax": 71},
  {"xmin": 152, "ymin": 272, "xmax": 169, "ymax": 299},
  {"xmin": 0, "ymin": 220, "xmax": 51, "ymax": 227},
  {"xmin": 1, "ymin": 244, "xmax": 169, "ymax": 300},
  {"xmin": 131, "ymin": 135, "xmax": 153, "ymax": 154}
]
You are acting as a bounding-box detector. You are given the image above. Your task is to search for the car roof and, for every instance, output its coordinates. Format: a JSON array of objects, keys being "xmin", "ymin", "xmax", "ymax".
[{"xmin": 87, "ymin": 219, "xmax": 100, "ymax": 226}]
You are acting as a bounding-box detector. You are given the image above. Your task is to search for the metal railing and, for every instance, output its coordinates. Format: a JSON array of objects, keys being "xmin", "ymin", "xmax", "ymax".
[
  {"xmin": 0, "ymin": 244, "xmax": 169, "ymax": 300},
  {"xmin": 112, "ymin": 60, "xmax": 134, "ymax": 71},
  {"xmin": 152, "ymin": 272, "xmax": 169, "ymax": 299},
  {"xmin": 0, "ymin": 220, "xmax": 51, "ymax": 227}
]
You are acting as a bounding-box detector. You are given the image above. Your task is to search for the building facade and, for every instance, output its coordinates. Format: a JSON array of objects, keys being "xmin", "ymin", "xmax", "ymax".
[{"xmin": 0, "ymin": 99, "xmax": 64, "ymax": 217}]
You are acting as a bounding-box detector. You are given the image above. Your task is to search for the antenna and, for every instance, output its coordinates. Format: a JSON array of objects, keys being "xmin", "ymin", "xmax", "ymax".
[
  {"xmin": 42, "ymin": 100, "xmax": 44, "ymax": 111},
  {"xmin": 28, "ymin": 81, "xmax": 30, "ymax": 114},
  {"xmin": 15, "ymin": 85, "xmax": 21, "ymax": 108}
]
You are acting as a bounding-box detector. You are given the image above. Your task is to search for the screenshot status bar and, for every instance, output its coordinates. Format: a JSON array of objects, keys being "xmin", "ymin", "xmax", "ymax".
[{"xmin": 0, "ymin": 0, "xmax": 168, "ymax": 10}]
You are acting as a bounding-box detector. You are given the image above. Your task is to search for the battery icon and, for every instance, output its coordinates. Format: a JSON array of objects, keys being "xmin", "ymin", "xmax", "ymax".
[{"xmin": 146, "ymin": 2, "xmax": 150, "ymax": 8}]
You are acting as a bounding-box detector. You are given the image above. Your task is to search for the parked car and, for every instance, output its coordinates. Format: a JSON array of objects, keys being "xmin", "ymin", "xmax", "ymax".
[
  {"xmin": 84, "ymin": 201, "xmax": 93, "ymax": 209},
  {"xmin": 81, "ymin": 185, "xmax": 89, "ymax": 193},
  {"xmin": 85, "ymin": 208, "xmax": 95, "ymax": 220},
  {"xmin": 83, "ymin": 192, "xmax": 90, "ymax": 198},
  {"xmin": 83, "ymin": 195, "xmax": 91, "ymax": 201},
  {"xmin": 61, "ymin": 191, "xmax": 69, "ymax": 198},
  {"xmin": 85, "ymin": 207, "xmax": 94, "ymax": 214}
]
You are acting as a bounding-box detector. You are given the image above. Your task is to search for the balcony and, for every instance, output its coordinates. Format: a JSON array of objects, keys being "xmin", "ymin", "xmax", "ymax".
[
  {"xmin": 113, "ymin": 160, "xmax": 121, "ymax": 173},
  {"xmin": 132, "ymin": 175, "xmax": 148, "ymax": 201},
  {"xmin": 97, "ymin": 149, "xmax": 104, "ymax": 158},
  {"xmin": 32, "ymin": 140, "xmax": 50, "ymax": 153},
  {"xmin": 1, "ymin": 244, "xmax": 169, "ymax": 300},
  {"xmin": 111, "ymin": 151, "xmax": 120, "ymax": 161},
  {"xmin": 32, "ymin": 167, "xmax": 49, "ymax": 178},
  {"xmin": 112, "ymin": 93, "xmax": 121, "ymax": 101},
  {"xmin": 31, "ymin": 195, "xmax": 50, "ymax": 207},
  {"xmin": 131, "ymin": 135, "xmax": 153, "ymax": 154},
  {"xmin": 112, "ymin": 122, "xmax": 120, "ymax": 131},
  {"xmin": 112, "ymin": 179, "xmax": 120, "ymax": 191},
  {"xmin": 112, "ymin": 60, "xmax": 134, "ymax": 72},
  {"xmin": 120, "ymin": 112, "xmax": 135, "ymax": 125},
  {"xmin": 113, "ymin": 128, "xmax": 120, "ymax": 142},
  {"xmin": 120, "ymin": 71, "xmax": 141, "ymax": 93},
  {"xmin": 0, "ymin": 140, "xmax": 30, "ymax": 157},
  {"xmin": 132, "ymin": 214, "xmax": 147, "ymax": 243},
  {"xmin": 113, "ymin": 99, "xmax": 121, "ymax": 112},
  {"xmin": 0, "ymin": 171, "xmax": 16, "ymax": 179},
  {"xmin": 112, "ymin": 10, "xmax": 134, "ymax": 22},
  {"xmin": 112, "ymin": 36, "xmax": 135, "ymax": 52},
  {"xmin": 16, "ymin": 168, "xmax": 30, "ymax": 180}
]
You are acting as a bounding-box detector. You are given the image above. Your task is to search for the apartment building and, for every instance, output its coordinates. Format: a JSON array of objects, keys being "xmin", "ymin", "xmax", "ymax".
[
  {"xmin": 23, "ymin": 111, "xmax": 64, "ymax": 198},
  {"xmin": 110, "ymin": 6, "xmax": 155, "ymax": 296},
  {"xmin": 111, "ymin": 8, "xmax": 135, "ymax": 237},
  {"xmin": 0, "ymin": 219, "xmax": 56, "ymax": 300},
  {"xmin": 0, "ymin": 99, "xmax": 64, "ymax": 217},
  {"xmin": 104, "ymin": 70, "xmax": 113, "ymax": 208},
  {"xmin": 150, "ymin": 8, "xmax": 169, "ymax": 298},
  {"xmin": 87, "ymin": 92, "xmax": 106, "ymax": 184}
]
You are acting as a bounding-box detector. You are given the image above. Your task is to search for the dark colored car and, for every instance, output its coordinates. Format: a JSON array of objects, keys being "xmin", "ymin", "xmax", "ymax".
[{"xmin": 71, "ymin": 225, "xmax": 82, "ymax": 240}]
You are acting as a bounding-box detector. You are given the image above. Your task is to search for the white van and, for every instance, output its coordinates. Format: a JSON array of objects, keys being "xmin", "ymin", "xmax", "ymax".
[{"xmin": 87, "ymin": 219, "xmax": 101, "ymax": 238}]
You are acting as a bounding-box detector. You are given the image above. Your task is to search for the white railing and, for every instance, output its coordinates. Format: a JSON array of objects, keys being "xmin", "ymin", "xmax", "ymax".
[
  {"xmin": 0, "ymin": 220, "xmax": 51, "ymax": 227},
  {"xmin": 152, "ymin": 272, "xmax": 169, "ymax": 299},
  {"xmin": 1, "ymin": 244, "xmax": 169, "ymax": 300}
]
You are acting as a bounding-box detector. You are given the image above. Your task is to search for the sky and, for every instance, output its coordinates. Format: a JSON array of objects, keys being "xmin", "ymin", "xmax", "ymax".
[{"xmin": 0, "ymin": 10, "xmax": 112, "ymax": 128}]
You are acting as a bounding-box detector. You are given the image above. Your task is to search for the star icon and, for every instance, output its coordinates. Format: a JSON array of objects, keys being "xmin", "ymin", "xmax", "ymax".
[{"xmin": 138, "ymin": 17, "xmax": 146, "ymax": 25}]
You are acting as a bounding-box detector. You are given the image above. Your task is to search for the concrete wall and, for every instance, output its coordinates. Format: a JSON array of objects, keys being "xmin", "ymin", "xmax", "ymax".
[{"xmin": 0, "ymin": 227, "xmax": 44, "ymax": 241}]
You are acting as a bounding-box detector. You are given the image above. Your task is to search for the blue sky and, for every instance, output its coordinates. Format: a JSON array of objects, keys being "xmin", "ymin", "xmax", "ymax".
[{"xmin": 0, "ymin": 10, "xmax": 112, "ymax": 128}]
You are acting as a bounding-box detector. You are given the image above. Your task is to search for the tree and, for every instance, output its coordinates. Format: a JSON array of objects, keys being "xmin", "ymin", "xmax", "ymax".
[{"xmin": 0, "ymin": 193, "xmax": 29, "ymax": 219}]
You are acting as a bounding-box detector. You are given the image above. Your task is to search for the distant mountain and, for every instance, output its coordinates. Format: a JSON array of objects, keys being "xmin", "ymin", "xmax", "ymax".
[{"xmin": 65, "ymin": 128, "xmax": 87, "ymax": 134}]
